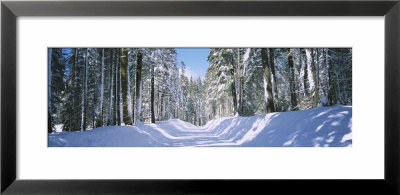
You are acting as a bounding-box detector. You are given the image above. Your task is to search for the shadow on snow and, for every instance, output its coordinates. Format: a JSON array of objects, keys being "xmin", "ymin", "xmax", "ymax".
[{"xmin": 48, "ymin": 105, "xmax": 352, "ymax": 147}]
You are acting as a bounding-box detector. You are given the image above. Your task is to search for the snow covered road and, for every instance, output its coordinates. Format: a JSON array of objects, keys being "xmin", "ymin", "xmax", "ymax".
[{"xmin": 48, "ymin": 105, "xmax": 352, "ymax": 147}]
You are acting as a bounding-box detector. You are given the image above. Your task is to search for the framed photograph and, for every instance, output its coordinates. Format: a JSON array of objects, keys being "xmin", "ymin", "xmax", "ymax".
[
  {"xmin": 2, "ymin": 0, "xmax": 399, "ymax": 194},
  {"xmin": 47, "ymin": 47, "xmax": 352, "ymax": 147}
]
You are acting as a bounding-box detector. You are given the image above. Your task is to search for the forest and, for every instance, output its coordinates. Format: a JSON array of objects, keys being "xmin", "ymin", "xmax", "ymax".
[{"xmin": 48, "ymin": 48, "xmax": 352, "ymax": 133}]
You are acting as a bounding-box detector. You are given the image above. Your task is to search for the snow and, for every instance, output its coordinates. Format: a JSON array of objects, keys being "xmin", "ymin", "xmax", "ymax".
[
  {"xmin": 217, "ymin": 83, "xmax": 225, "ymax": 91},
  {"xmin": 318, "ymin": 95, "xmax": 329, "ymax": 107},
  {"xmin": 263, "ymin": 77, "xmax": 268, "ymax": 101},
  {"xmin": 242, "ymin": 48, "xmax": 251, "ymax": 73},
  {"xmin": 49, "ymin": 105, "xmax": 352, "ymax": 147},
  {"xmin": 305, "ymin": 49, "xmax": 315, "ymax": 90},
  {"xmin": 54, "ymin": 124, "xmax": 63, "ymax": 133}
]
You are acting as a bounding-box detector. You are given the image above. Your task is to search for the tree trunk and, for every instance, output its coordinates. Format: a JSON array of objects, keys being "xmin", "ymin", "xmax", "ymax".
[
  {"xmin": 73, "ymin": 49, "xmax": 79, "ymax": 130},
  {"xmin": 92, "ymin": 89, "xmax": 96, "ymax": 128},
  {"xmin": 230, "ymin": 61, "xmax": 238, "ymax": 115},
  {"xmin": 237, "ymin": 48, "xmax": 243, "ymax": 116},
  {"xmin": 261, "ymin": 48, "xmax": 275, "ymax": 113},
  {"xmin": 84, "ymin": 48, "xmax": 89, "ymax": 130},
  {"xmin": 135, "ymin": 52, "xmax": 143, "ymax": 124},
  {"xmin": 327, "ymin": 49, "xmax": 337, "ymax": 105},
  {"xmin": 92, "ymin": 50, "xmax": 98, "ymax": 128},
  {"xmin": 116, "ymin": 50, "xmax": 121, "ymax": 126},
  {"xmin": 113, "ymin": 50, "xmax": 117, "ymax": 125},
  {"xmin": 311, "ymin": 48, "xmax": 320, "ymax": 107},
  {"xmin": 298, "ymin": 49, "xmax": 305, "ymax": 98},
  {"xmin": 131, "ymin": 80, "xmax": 135, "ymax": 124},
  {"xmin": 269, "ymin": 48, "xmax": 279, "ymax": 111},
  {"xmin": 70, "ymin": 48, "xmax": 76, "ymax": 131},
  {"xmin": 120, "ymin": 48, "xmax": 132, "ymax": 125},
  {"xmin": 288, "ymin": 52, "xmax": 298, "ymax": 110},
  {"xmin": 151, "ymin": 64, "xmax": 156, "ymax": 123},
  {"xmin": 106, "ymin": 49, "xmax": 114, "ymax": 126},
  {"xmin": 81, "ymin": 48, "xmax": 89, "ymax": 131},
  {"xmin": 99, "ymin": 48, "xmax": 105, "ymax": 127},
  {"xmin": 231, "ymin": 80, "xmax": 238, "ymax": 115},
  {"xmin": 48, "ymin": 48, "xmax": 53, "ymax": 133},
  {"xmin": 126, "ymin": 50, "xmax": 134, "ymax": 123},
  {"xmin": 323, "ymin": 49, "xmax": 328, "ymax": 96},
  {"xmin": 160, "ymin": 93, "xmax": 165, "ymax": 121},
  {"xmin": 303, "ymin": 49, "xmax": 309, "ymax": 97},
  {"xmin": 194, "ymin": 112, "xmax": 197, "ymax": 126},
  {"xmin": 316, "ymin": 49, "xmax": 320, "ymax": 95}
]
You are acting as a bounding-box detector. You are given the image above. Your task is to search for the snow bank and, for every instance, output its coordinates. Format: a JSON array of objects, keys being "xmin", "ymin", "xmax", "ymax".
[{"xmin": 49, "ymin": 105, "xmax": 352, "ymax": 147}]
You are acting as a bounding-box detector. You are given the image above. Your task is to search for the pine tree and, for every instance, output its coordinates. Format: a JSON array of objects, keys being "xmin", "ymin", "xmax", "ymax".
[
  {"xmin": 120, "ymin": 48, "xmax": 132, "ymax": 125},
  {"xmin": 287, "ymin": 49, "xmax": 297, "ymax": 110},
  {"xmin": 150, "ymin": 54, "xmax": 156, "ymax": 123},
  {"xmin": 135, "ymin": 52, "xmax": 143, "ymax": 123},
  {"xmin": 98, "ymin": 48, "xmax": 105, "ymax": 127},
  {"xmin": 81, "ymin": 48, "xmax": 89, "ymax": 131},
  {"xmin": 269, "ymin": 48, "xmax": 279, "ymax": 111},
  {"xmin": 180, "ymin": 61, "xmax": 189, "ymax": 121},
  {"xmin": 236, "ymin": 48, "xmax": 243, "ymax": 115},
  {"xmin": 310, "ymin": 48, "xmax": 320, "ymax": 107},
  {"xmin": 302, "ymin": 49, "xmax": 310, "ymax": 97},
  {"xmin": 261, "ymin": 48, "xmax": 275, "ymax": 113},
  {"xmin": 327, "ymin": 49, "xmax": 337, "ymax": 105},
  {"xmin": 106, "ymin": 49, "xmax": 115, "ymax": 126},
  {"xmin": 240, "ymin": 48, "xmax": 264, "ymax": 116},
  {"xmin": 48, "ymin": 48, "xmax": 53, "ymax": 133}
]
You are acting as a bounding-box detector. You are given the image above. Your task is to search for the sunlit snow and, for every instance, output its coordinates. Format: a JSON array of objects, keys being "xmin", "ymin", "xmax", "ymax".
[{"xmin": 49, "ymin": 105, "xmax": 352, "ymax": 147}]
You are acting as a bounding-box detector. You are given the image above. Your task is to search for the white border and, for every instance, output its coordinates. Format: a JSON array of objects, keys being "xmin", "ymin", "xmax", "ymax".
[{"xmin": 17, "ymin": 17, "xmax": 384, "ymax": 179}]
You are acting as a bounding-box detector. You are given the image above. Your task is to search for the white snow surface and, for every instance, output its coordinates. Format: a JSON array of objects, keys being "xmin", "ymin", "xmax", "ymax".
[
  {"xmin": 49, "ymin": 105, "xmax": 352, "ymax": 147},
  {"xmin": 318, "ymin": 95, "xmax": 330, "ymax": 107}
]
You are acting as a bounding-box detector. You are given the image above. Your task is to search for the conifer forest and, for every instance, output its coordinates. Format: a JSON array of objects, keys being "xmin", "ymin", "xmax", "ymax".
[{"xmin": 48, "ymin": 48, "xmax": 352, "ymax": 147}]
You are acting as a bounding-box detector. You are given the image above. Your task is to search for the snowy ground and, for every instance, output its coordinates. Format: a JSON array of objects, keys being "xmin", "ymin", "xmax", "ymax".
[{"xmin": 48, "ymin": 105, "xmax": 352, "ymax": 147}]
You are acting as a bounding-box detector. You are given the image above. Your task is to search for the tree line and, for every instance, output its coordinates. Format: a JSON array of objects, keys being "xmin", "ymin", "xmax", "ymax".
[
  {"xmin": 48, "ymin": 48, "xmax": 351, "ymax": 132},
  {"xmin": 204, "ymin": 48, "xmax": 352, "ymax": 119}
]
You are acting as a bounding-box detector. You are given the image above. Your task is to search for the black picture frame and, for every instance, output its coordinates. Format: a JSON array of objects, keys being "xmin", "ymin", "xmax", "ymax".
[{"xmin": 1, "ymin": 0, "xmax": 399, "ymax": 194}]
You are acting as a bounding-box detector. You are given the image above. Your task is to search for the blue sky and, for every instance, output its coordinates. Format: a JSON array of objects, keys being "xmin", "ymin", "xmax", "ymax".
[{"xmin": 176, "ymin": 48, "xmax": 210, "ymax": 80}]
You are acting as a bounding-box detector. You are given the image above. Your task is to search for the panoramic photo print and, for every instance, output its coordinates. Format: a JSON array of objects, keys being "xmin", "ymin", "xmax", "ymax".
[{"xmin": 48, "ymin": 48, "xmax": 352, "ymax": 147}]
